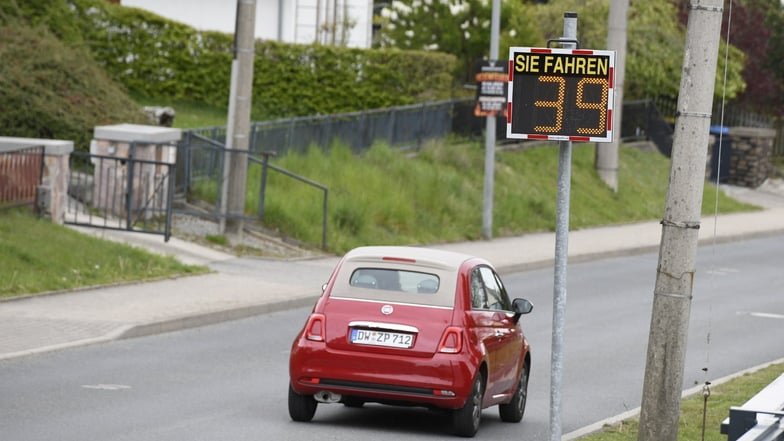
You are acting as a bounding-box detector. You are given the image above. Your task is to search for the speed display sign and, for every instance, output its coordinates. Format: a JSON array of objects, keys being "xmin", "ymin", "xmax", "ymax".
[{"xmin": 506, "ymin": 47, "xmax": 616, "ymax": 143}]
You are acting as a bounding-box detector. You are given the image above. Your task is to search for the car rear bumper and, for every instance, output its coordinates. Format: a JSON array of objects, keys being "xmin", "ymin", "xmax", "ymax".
[{"xmin": 289, "ymin": 341, "xmax": 478, "ymax": 409}]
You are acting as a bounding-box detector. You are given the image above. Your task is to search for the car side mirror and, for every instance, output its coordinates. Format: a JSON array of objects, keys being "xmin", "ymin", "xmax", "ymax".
[{"xmin": 512, "ymin": 298, "xmax": 533, "ymax": 324}]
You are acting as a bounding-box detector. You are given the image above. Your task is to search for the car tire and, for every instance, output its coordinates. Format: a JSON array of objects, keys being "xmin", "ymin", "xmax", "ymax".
[
  {"xmin": 499, "ymin": 362, "xmax": 529, "ymax": 423},
  {"xmin": 288, "ymin": 383, "xmax": 317, "ymax": 422},
  {"xmin": 452, "ymin": 372, "xmax": 484, "ymax": 437}
]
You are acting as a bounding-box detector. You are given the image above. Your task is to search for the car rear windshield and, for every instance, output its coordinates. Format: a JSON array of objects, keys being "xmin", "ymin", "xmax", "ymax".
[
  {"xmin": 350, "ymin": 268, "xmax": 440, "ymax": 293},
  {"xmin": 331, "ymin": 264, "xmax": 457, "ymax": 308}
]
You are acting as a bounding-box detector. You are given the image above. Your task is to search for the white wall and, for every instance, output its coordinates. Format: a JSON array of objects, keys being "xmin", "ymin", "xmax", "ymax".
[{"xmin": 121, "ymin": 0, "xmax": 372, "ymax": 48}]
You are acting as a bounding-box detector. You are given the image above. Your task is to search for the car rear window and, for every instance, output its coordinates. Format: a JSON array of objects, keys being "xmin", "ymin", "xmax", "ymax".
[
  {"xmin": 350, "ymin": 268, "xmax": 440, "ymax": 294},
  {"xmin": 331, "ymin": 264, "xmax": 457, "ymax": 308}
]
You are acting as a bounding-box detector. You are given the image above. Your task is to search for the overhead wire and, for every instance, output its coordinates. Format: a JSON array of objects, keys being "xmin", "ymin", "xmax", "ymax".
[{"xmin": 702, "ymin": 1, "xmax": 735, "ymax": 439}]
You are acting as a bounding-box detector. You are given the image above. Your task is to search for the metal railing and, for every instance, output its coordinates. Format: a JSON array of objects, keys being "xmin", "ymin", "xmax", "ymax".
[
  {"xmin": 175, "ymin": 138, "xmax": 330, "ymax": 249},
  {"xmin": 721, "ymin": 373, "xmax": 784, "ymax": 441},
  {"xmin": 176, "ymin": 131, "xmax": 226, "ymax": 202},
  {"xmin": 253, "ymin": 152, "xmax": 328, "ymax": 250},
  {"xmin": 0, "ymin": 145, "xmax": 45, "ymax": 211}
]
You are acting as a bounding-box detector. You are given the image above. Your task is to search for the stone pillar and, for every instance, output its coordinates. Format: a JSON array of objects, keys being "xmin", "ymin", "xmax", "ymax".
[
  {"xmin": 91, "ymin": 124, "xmax": 181, "ymax": 220},
  {"xmin": 0, "ymin": 137, "xmax": 73, "ymax": 224},
  {"xmin": 727, "ymin": 127, "xmax": 776, "ymax": 188},
  {"xmin": 43, "ymin": 145, "xmax": 72, "ymax": 224}
]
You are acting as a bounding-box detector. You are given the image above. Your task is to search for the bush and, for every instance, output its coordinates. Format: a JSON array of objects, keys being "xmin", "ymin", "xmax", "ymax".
[
  {"xmin": 61, "ymin": 0, "xmax": 458, "ymax": 119},
  {"xmin": 0, "ymin": 0, "xmax": 459, "ymax": 148},
  {"xmin": 0, "ymin": 24, "xmax": 147, "ymax": 150}
]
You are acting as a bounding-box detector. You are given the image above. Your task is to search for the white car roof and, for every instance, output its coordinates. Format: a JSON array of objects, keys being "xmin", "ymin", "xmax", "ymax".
[{"xmin": 342, "ymin": 246, "xmax": 477, "ymax": 272}]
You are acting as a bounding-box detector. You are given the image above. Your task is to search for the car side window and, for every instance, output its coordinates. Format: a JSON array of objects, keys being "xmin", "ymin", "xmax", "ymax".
[
  {"xmin": 479, "ymin": 266, "xmax": 511, "ymax": 311},
  {"xmin": 493, "ymin": 271, "xmax": 513, "ymax": 310},
  {"xmin": 470, "ymin": 267, "xmax": 487, "ymax": 309}
]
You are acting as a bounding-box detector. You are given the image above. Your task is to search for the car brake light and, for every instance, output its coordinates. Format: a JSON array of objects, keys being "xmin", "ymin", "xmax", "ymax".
[
  {"xmin": 305, "ymin": 314, "xmax": 325, "ymax": 342},
  {"xmin": 382, "ymin": 256, "xmax": 416, "ymax": 263},
  {"xmin": 437, "ymin": 327, "xmax": 463, "ymax": 354}
]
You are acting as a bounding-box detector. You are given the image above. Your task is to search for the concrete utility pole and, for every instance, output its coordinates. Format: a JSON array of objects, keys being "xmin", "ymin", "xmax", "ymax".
[
  {"xmin": 596, "ymin": 0, "xmax": 629, "ymax": 192},
  {"xmin": 481, "ymin": 0, "xmax": 501, "ymax": 240},
  {"xmin": 224, "ymin": 0, "xmax": 257, "ymax": 236},
  {"xmin": 637, "ymin": 1, "xmax": 724, "ymax": 440}
]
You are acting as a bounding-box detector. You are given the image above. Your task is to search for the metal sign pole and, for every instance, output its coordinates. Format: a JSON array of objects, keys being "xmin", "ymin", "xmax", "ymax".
[
  {"xmin": 481, "ymin": 0, "xmax": 501, "ymax": 239},
  {"xmin": 550, "ymin": 12, "xmax": 578, "ymax": 441}
]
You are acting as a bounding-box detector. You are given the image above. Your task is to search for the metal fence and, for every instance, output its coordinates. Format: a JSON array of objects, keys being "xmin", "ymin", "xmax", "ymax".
[
  {"xmin": 774, "ymin": 118, "xmax": 784, "ymax": 157},
  {"xmin": 627, "ymin": 98, "xmax": 784, "ymax": 159},
  {"xmin": 187, "ymin": 99, "xmax": 466, "ymax": 158},
  {"xmin": 652, "ymin": 96, "xmax": 775, "ymax": 129},
  {"xmin": 620, "ymin": 100, "xmax": 675, "ymax": 155},
  {"xmin": 0, "ymin": 145, "xmax": 45, "ymax": 210}
]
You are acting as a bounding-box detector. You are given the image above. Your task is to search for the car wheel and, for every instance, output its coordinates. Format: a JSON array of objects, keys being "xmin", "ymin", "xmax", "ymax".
[
  {"xmin": 288, "ymin": 383, "xmax": 317, "ymax": 422},
  {"xmin": 499, "ymin": 362, "xmax": 529, "ymax": 423},
  {"xmin": 452, "ymin": 372, "xmax": 484, "ymax": 437}
]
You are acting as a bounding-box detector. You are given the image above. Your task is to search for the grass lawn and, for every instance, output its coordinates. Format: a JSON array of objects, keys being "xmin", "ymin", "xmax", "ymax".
[
  {"xmin": 0, "ymin": 209, "xmax": 208, "ymax": 298},
  {"xmin": 253, "ymin": 141, "xmax": 756, "ymax": 253},
  {"xmin": 1, "ymin": 137, "xmax": 757, "ymax": 297},
  {"xmin": 576, "ymin": 361, "xmax": 784, "ymax": 440}
]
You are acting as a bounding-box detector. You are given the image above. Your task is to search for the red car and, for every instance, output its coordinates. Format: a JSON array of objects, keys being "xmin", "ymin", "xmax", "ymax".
[{"xmin": 288, "ymin": 246, "xmax": 533, "ymax": 437}]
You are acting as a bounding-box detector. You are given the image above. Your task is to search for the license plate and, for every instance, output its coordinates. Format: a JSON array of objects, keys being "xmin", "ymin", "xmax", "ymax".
[{"xmin": 350, "ymin": 328, "xmax": 414, "ymax": 348}]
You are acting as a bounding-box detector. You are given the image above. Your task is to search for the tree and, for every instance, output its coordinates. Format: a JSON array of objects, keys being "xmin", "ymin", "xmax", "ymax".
[
  {"xmin": 376, "ymin": 0, "xmax": 539, "ymax": 83},
  {"xmin": 765, "ymin": 1, "xmax": 784, "ymax": 107},
  {"xmin": 695, "ymin": 0, "xmax": 784, "ymax": 116},
  {"xmin": 499, "ymin": 1, "xmax": 548, "ymax": 54},
  {"xmin": 526, "ymin": 0, "xmax": 745, "ymax": 101}
]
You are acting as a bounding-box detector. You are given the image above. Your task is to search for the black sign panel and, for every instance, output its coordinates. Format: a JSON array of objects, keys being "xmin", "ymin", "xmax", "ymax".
[
  {"xmin": 474, "ymin": 60, "xmax": 508, "ymax": 117},
  {"xmin": 507, "ymin": 47, "xmax": 615, "ymax": 143}
]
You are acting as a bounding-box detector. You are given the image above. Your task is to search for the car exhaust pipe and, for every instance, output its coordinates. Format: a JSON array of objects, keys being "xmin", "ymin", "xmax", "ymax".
[{"xmin": 314, "ymin": 390, "xmax": 342, "ymax": 403}]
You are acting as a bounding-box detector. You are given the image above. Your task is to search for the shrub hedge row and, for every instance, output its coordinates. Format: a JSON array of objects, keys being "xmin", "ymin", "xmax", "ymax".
[
  {"xmin": 55, "ymin": 0, "xmax": 459, "ymax": 120},
  {"xmin": 0, "ymin": 24, "xmax": 148, "ymax": 149}
]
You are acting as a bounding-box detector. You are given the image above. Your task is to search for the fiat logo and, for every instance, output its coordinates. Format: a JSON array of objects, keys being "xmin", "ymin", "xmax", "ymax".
[{"xmin": 381, "ymin": 305, "xmax": 394, "ymax": 315}]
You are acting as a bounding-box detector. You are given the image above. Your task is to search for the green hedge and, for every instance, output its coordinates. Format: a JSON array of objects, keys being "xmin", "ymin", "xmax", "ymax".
[
  {"xmin": 0, "ymin": 0, "xmax": 458, "ymax": 147},
  {"xmin": 0, "ymin": 24, "xmax": 147, "ymax": 149},
  {"xmin": 57, "ymin": 0, "xmax": 458, "ymax": 119}
]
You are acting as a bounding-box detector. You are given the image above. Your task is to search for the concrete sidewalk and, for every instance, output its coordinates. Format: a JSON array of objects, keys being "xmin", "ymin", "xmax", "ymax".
[{"xmin": 1, "ymin": 183, "xmax": 783, "ymax": 361}]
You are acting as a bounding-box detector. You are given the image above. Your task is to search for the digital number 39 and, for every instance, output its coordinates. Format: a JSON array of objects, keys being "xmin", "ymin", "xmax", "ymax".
[{"xmin": 534, "ymin": 76, "xmax": 609, "ymax": 135}]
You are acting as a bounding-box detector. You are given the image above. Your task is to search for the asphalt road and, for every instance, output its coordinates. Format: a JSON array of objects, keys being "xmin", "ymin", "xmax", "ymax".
[{"xmin": 1, "ymin": 235, "xmax": 782, "ymax": 441}]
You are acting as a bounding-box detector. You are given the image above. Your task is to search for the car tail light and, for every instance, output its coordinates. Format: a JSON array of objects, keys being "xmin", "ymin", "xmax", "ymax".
[
  {"xmin": 305, "ymin": 314, "xmax": 326, "ymax": 342},
  {"xmin": 437, "ymin": 327, "xmax": 463, "ymax": 354}
]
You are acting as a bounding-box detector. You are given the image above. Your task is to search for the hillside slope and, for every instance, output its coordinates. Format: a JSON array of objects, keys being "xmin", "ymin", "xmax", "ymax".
[{"xmin": 0, "ymin": 24, "xmax": 146, "ymax": 148}]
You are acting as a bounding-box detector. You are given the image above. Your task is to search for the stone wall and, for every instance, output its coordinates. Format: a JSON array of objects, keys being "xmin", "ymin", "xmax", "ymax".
[{"xmin": 726, "ymin": 127, "xmax": 776, "ymax": 188}]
